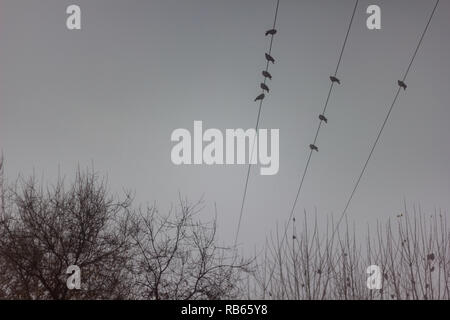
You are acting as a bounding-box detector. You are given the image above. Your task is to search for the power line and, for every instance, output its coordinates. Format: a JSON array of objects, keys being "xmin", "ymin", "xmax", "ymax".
[
  {"xmin": 279, "ymin": 0, "xmax": 359, "ymax": 249},
  {"xmin": 234, "ymin": 0, "xmax": 280, "ymax": 246},
  {"xmin": 328, "ymin": 0, "xmax": 440, "ymax": 244},
  {"xmin": 261, "ymin": 0, "xmax": 359, "ymax": 289}
]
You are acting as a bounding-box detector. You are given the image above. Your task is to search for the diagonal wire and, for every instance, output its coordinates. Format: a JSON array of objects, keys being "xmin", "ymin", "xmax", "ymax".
[
  {"xmin": 234, "ymin": 0, "xmax": 280, "ymax": 246},
  {"xmin": 262, "ymin": 0, "xmax": 359, "ymax": 288},
  {"xmin": 327, "ymin": 0, "xmax": 440, "ymax": 245},
  {"xmin": 279, "ymin": 0, "xmax": 359, "ymax": 249}
]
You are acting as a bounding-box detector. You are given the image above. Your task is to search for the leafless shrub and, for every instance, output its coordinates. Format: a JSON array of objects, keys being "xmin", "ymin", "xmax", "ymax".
[
  {"xmin": 131, "ymin": 198, "xmax": 252, "ymax": 300},
  {"xmin": 254, "ymin": 208, "xmax": 449, "ymax": 300}
]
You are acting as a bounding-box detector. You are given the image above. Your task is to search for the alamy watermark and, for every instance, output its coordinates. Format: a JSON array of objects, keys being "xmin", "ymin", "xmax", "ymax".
[
  {"xmin": 66, "ymin": 265, "xmax": 81, "ymax": 290},
  {"xmin": 171, "ymin": 121, "xmax": 279, "ymax": 176}
]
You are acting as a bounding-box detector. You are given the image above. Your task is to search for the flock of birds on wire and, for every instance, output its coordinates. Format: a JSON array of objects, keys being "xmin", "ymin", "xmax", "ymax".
[
  {"xmin": 253, "ymin": 28, "xmax": 278, "ymax": 104},
  {"xmin": 252, "ymin": 29, "xmax": 409, "ymax": 154},
  {"xmin": 233, "ymin": 0, "xmax": 440, "ymax": 248}
]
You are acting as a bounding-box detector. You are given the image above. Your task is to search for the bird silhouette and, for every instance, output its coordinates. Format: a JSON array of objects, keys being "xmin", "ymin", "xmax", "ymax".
[
  {"xmin": 254, "ymin": 93, "xmax": 265, "ymax": 102},
  {"xmin": 265, "ymin": 53, "xmax": 275, "ymax": 64},
  {"xmin": 265, "ymin": 29, "xmax": 277, "ymax": 36},
  {"xmin": 398, "ymin": 80, "xmax": 407, "ymax": 90},
  {"xmin": 319, "ymin": 114, "xmax": 328, "ymax": 123},
  {"xmin": 330, "ymin": 76, "xmax": 341, "ymax": 84},
  {"xmin": 309, "ymin": 144, "xmax": 319, "ymax": 152},
  {"xmin": 262, "ymin": 70, "xmax": 272, "ymax": 80},
  {"xmin": 260, "ymin": 83, "xmax": 270, "ymax": 93}
]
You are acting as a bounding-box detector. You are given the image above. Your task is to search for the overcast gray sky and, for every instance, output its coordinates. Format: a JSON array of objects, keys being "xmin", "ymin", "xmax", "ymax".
[{"xmin": 1, "ymin": 0, "xmax": 449, "ymax": 249}]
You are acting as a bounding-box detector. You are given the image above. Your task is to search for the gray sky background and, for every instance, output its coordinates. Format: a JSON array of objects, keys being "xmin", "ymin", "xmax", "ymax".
[{"xmin": 1, "ymin": 0, "xmax": 449, "ymax": 249}]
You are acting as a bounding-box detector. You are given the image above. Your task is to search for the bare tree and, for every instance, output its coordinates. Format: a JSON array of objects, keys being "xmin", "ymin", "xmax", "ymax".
[
  {"xmin": 2, "ymin": 157, "xmax": 447, "ymax": 300},
  {"xmin": 0, "ymin": 168, "xmax": 137, "ymax": 299},
  {"xmin": 0, "ymin": 161, "xmax": 251, "ymax": 300},
  {"xmin": 253, "ymin": 208, "xmax": 449, "ymax": 300},
  {"xmin": 131, "ymin": 198, "xmax": 251, "ymax": 300}
]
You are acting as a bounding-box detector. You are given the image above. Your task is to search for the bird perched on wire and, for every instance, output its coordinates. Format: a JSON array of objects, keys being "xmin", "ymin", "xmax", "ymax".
[
  {"xmin": 265, "ymin": 29, "xmax": 277, "ymax": 36},
  {"xmin": 319, "ymin": 114, "xmax": 328, "ymax": 123},
  {"xmin": 265, "ymin": 53, "xmax": 275, "ymax": 64},
  {"xmin": 330, "ymin": 76, "xmax": 341, "ymax": 84},
  {"xmin": 254, "ymin": 93, "xmax": 265, "ymax": 102},
  {"xmin": 260, "ymin": 83, "xmax": 270, "ymax": 93},
  {"xmin": 398, "ymin": 80, "xmax": 407, "ymax": 90},
  {"xmin": 309, "ymin": 144, "xmax": 319, "ymax": 152},
  {"xmin": 262, "ymin": 70, "xmax": 272, "ymax": 80}
]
